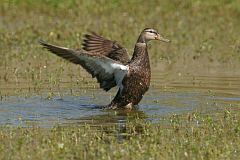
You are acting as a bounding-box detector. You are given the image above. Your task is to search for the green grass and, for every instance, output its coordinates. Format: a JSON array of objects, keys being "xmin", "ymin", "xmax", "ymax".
[
  {"xmin": 0, "ymin": 110, "xmax": 240, "ymax": 160},
  {"xmin": 0, "ymin": 1, "xmax": 240, "ymax": 159}
]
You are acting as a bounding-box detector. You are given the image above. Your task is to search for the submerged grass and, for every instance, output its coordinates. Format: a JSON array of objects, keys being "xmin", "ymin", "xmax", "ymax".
[{"xmin": 0, "ymin": 110, "xmax": 240, "ymax": 159}]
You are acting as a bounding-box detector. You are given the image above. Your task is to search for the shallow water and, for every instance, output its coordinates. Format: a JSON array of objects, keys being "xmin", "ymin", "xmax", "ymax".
[{"xmin": 0, "ymin": 69, "xmax": 240, "ymax": 127}]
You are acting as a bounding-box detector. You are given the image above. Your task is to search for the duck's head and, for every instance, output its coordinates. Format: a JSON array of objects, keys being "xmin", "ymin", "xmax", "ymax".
[{"xmin": 137, "ymin": 28, "xmax": 170, "ymax": 43}]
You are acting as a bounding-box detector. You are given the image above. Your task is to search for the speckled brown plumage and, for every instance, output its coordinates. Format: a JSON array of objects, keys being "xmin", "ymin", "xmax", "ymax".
[
  {"xmin": 39, "ymin": 28, "xmax": 170, "ymax": 109},
  {"xmin": 108, "ymin": 43, "xmax": 151, "ymax": 109}
]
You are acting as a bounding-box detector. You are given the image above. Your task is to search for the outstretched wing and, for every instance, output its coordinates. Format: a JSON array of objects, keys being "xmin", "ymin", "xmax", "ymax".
[
  {"xmin": 39, "ymin": 40, "xmax": 129, "ymax": 91},
  {"xmin": 82, "ymin": 32, "xmax": 130, "ymax": 65}
]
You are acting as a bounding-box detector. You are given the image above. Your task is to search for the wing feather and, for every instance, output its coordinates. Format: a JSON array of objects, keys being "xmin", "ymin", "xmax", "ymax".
[
  {"xmin": 82, "ymin": 32, "xmax": 130, "ymax": 65},
  {"xmin": 39, "ymin": 40, "xmax": 128, "ymax": 91}
]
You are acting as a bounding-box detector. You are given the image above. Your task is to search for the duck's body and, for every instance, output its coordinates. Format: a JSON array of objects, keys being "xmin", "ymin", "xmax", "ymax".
[
  {"xmin": 109, "ymin": 43, "xmax": 151, "ymax": 109},
  {"xmin": 40, "ymin": 28, "xmax": 169, "ymax": 109}
]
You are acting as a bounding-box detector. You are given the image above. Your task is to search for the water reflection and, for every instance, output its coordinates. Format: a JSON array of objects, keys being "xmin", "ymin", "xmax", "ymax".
[{"xmin": 0, "ymin": 74, "xmax": 240, "ymax": 128}]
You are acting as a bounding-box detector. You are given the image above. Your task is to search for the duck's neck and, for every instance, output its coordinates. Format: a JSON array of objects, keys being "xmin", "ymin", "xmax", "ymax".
[
  {"xmin": 131, "ymin": 42, "xmax": 149, "ymax": 63},
  {"xmin": 137, "ymin": 34, "xmax": 146, "ymax": 43}
]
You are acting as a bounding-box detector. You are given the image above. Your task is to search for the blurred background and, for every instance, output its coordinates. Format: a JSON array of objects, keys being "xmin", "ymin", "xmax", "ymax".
[{"xmin": 1, "ymin": 0, "xmax": 240, "ymax": 72}]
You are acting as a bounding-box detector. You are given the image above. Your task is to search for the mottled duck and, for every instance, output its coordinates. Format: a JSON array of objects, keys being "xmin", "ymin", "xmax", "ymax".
[{"xmin": 39, "ymin": 28, "xmax": 170, "ymax": 109}]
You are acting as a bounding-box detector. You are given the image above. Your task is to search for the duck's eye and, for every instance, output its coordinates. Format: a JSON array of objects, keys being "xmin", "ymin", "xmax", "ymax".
[{"xmin": 148, "ymin": 30, "xmax": 157, "ymax": 34}]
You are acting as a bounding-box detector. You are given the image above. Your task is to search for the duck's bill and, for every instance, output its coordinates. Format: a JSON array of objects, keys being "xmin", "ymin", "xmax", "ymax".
[{"xmin": 156, "ymin": 35, "xmax": 170, "ymax": 42}]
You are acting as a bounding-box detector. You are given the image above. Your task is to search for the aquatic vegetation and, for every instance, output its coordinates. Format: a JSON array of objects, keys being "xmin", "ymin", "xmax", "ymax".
[{"xmin": 0, "ymin": 110, "xmax": 240, "ymax": 159}]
